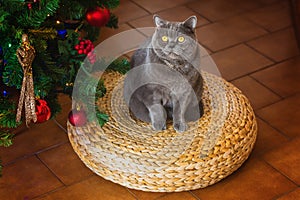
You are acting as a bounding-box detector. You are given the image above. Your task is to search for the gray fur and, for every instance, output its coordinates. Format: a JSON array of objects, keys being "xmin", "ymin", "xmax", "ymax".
[{"xmin": 124, "ymin": 15, "xmax": 204, "ymax": 132}]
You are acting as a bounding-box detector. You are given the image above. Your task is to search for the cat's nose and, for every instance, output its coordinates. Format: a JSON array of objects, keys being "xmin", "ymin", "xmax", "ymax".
[{"xmin": 168, "ymin": 41, "xmax": 176, "ymax": 48}]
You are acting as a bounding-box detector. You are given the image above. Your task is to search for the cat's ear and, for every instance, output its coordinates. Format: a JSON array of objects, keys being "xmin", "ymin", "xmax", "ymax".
[
  {"xmin": 153, "ymin": 15, "xmax": 167, "ymax": 27},
  {"xmin": 183, "ymin": 16, "xmax": 197, "ymax": 30}
]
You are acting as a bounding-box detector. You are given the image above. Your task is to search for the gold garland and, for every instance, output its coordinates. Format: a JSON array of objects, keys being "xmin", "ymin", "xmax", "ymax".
[{"xmin": 16, "ymin": 34, "xmax": 37, "ymax": 126}]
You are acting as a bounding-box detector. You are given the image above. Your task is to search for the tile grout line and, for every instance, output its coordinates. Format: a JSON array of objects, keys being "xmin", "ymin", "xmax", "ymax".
[
  {"xmin": 204, "ymin": 35, "xmax": 267, "ymax": 55},
  {"xmin": 245, "ymin": 25, "xmax": 300, "ymax": 55},
  {"xmin": 127, "ymin": 0, "xmax": 211, "ymax": 25},
  {"xmin": 53, "ymin": 118, "xmax": 68, "ymax": 133},
  {"xmin": 205, "ymin": 24, "xmax": 297, "ymax": 56},
  {"xmin": 252, "ymin": 98, "xmax": 284, "ymax": 112},
  {"xmin": 114, "ymin": 0, "xmax": 152, "ymax": 25},
  {"xmin": 120, "ymin": 4, "xmax": 293, "ymax": 57},
  {"xmin": 249, "ymin": 75, "xmax": 283, "ymax": 98},
  {"xmin": 129, "ymin": 0, "xmax": 152, "ymax": 15},
  {"xmin": 31, "ymin": 185, "xmax": 66, "ymax": 199},
  {"xmin": 228, "ymin": 53, "xmax": 300, "ymax": 83},
  {"xmin": 2, "ymin": 154, "xmax": 35, "ymax": 167},
  {"xmin": 259, "ymin": 156, "xmax": 300, "ymax": 188},
  {"xmin": 154, "ymin": 1, "xmax": 201, "ymax": 16},
  {"xmin": 128, "ymin": 23, "xmax": 153, "ymax": 38},
  {"xmin": 126, "ymin": 4, "xmax": 213, "ymax": 30},
  {"xmin": 247, "ymin": 75, "xmax": 282, "ymax": 99},
  {"xmin": 2, "ymin": 140, "xmax": 69, "ymax": 168},
  {"xmin": 125, "ymin": 188, "xmax": 139, "ymax": 200},
  {"xmin": 198, "ymin": 41, "xmax": 214, "ymax": 54},
  {"xmin": 195, "ymin": 0, "xmax": 289, "ymax": 26},
  {"xmin": 254, "ymin": 89, "xmax": 300, "ymax": 105},
  {"xmin": 244, "ymin": 42, "xmax": 278, "ymax": 63},
  {"xmin": 35, "ymin": 141, "xmax": 70, "ymax": 155},
  {"xmin": 138, "ymin": 1, "xmax": 200, "ymax": 15},
  {"xmin": 255, "ymin": 115, "xmax": 292, "ymax": 142},
  {"xmin": 33, "ymin": 157, "xmax": 101, "ymax": 199},
  {"xmin": 184, "ymin": 4, "xmax": 213, "ymax": 24},
  {"xmin": 185, "ymin": 1, "xmax": 252, "ymax": 24},
  {"xmin": 254, "ymin": 116, "xmax": 292, "ymax": 155},
  {"xmin": 271, "ymin": 187, "xmax": 300, "ymax": 200},
  {"xmin": 189, "ymin": 190, "xmax": 201, "ymax": 200},
  {"xmin": 252, "ymin": 77, "xmax": 300, "ymax": 103},
  {"xmin": 254, "ymin": 92, "xmax": 300, "ymax": 140},
  {"xmin": 208, "ymin": 42, "xmax": 247, "ymax": 56},
  {"xmin": 35, "ymin": 154, "xmax": 66, "ymax": 186},
  {"xmin": 238, "ymin": 2, "xmax": 284, "ymax": 35},
  {"xmin": 198, "ymin": 18, "xmax": 273, "ymax": 54},
  {"xmin": 31, "ymin": 174, "xmax": 97, "ymax": 199},
  {"xmin": 126, "ymin": 21, "xmax": 137, "ymax": 29}
]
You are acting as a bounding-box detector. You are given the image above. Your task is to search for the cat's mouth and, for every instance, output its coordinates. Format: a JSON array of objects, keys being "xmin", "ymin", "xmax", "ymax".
[{"xmin": 167, "ymin": 52, "xmax": 179, "ymax": 59}]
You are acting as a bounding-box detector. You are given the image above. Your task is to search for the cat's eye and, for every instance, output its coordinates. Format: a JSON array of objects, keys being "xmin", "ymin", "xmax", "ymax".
[
  {"xmin": 161, "ymin": 36, "xmax": 168, "ymax": 42},
  {"xmin": 178, "ymin": 36, "xmax": 185, "ymax": 43}
]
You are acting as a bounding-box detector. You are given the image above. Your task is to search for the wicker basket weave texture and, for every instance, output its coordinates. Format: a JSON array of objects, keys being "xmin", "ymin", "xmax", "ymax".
[{"xmin": 68, "ymin": 71, "xmax": 257, "ymax": 192}]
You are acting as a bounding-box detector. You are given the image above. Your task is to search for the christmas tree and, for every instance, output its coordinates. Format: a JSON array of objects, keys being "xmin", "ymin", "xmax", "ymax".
[{"xmin": 0, "ymin": 0, "xmax": 127, "ymax": 154}]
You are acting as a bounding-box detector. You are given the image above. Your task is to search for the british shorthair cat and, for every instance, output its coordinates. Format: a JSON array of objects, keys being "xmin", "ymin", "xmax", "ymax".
[{"xmin": 124, "ymin": 15, "xmax": 204, "ymax": 133}]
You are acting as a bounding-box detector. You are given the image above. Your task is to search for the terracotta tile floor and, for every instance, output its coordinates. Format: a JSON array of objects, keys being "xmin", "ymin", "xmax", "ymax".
[{"xmin": 1, "ymin": 0, "xmax": 300, "ymax": 199}]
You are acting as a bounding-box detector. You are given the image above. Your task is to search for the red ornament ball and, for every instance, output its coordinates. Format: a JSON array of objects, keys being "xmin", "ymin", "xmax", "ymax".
[
  {"xmin": 86, "ymin": 7, "xmax": 110, "ymax": 27},
  {"xmin": 68, "ymin": 109, "xmax": 87, "ymax": 127},
  {"xmin": 35, "ymin": 99, "xmax": 51, "ymax": 123}
]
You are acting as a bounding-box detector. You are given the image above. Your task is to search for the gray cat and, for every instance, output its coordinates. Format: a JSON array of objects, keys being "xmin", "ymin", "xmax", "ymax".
[{"xmin": 124, "ymin": 15, "xmax": 204, "ymax": 133}]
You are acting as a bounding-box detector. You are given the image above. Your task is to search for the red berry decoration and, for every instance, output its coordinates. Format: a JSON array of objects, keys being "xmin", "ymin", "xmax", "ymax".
[
  {"xmin": 87, "ymin": 51, "xmax": 96, "ymax": 64},
  {"xmin": 74, "ymin": 38, "xmax": 96, "ymax": 64},
  {"xmin": 27, "ymin": 3, "xmax": 32, "ymax": 9},
  {"xmin": 68, "ymin": 109, "xmax": 87, "ymax": 127},
  {"xmin": 74, "ymin": 45, "xmax": 80, "ymax": 50},
  {"xmin": 35, "ymin": 99, "xmax": 51, "ymax": 123},
  {"xmin": 86, "ymin": 7, "xmax": 110, "ymax": 27}
]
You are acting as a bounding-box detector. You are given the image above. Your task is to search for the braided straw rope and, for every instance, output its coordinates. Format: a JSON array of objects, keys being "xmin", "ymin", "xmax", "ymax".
[{"xmin": 67, "ymin": 71, "xmax": 257, "ymax": 192}]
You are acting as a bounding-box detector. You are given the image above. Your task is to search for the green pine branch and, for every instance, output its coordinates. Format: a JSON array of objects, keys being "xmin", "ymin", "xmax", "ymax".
[
  {"xmin": 57, "ymin": 0, "xmax": 84, "ymax": 20},
  {"xmin": 2, "ymin": 43, "xmax": 23, "ymax": 89},
  {"xmin": 0, "ymin": 97, "xmax": 20, "ymax": 129},
  {"xmin": 82, "ymin": 25, "xmax": 100, "ymax": 42},
  {"xmin": 18, "ymin": 0, "xmax": 60, "ymax": 28},
  {"xmin": 0, "ymin": 111, "xmax": 21, "ymax": 129},
  {"xmin": 0, "ymin": 8, "xmax": 9, "ymax": 32},
  {"xmin": 1, "ymin": 0, "xmax": 26, "ymax": 13},
  {"xmin": 106, "ymin": 13, "xmax": 118, "ymax": 29},
  {"xmin": 44, "ymin": 92, "xmax": 61, "ymax": 119},
  {"xmin": 0, "ymin": 130, "xmax": 14, "ymax": 147},
  {"xmin": 100, "ymin": 0, "xmax": 120, "ymax": 9},
  {"xmin": 95, "ymin": 108, "xmax": 109, "ymax": 127},
  {"xmin": 0, "ymin": 130, "xmax": 14, "ymax": 177},
  {"xmin": 107, "ymin": 58, "xmax": 130, "ymax": 74}
]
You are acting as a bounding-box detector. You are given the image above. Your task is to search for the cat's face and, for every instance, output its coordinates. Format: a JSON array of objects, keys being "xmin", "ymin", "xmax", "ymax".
[{"xmin": 152, "ymin": 15, "xmax": 198, "ymax": 62}]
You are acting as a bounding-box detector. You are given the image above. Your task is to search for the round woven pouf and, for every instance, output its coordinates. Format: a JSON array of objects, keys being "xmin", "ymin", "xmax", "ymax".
[{"xmin": 67, "ymin": 71, "xmax": 257, "ymax": 192}]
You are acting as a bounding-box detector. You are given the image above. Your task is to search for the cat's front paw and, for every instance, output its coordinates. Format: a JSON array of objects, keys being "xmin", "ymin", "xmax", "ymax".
[
  {"xmin": 152, "ymin": 121, "xmax": 166, "ymax": 131},
  {"xmin": 174, "ymin": 122, "xmax": 188, "ymax": 133}
]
